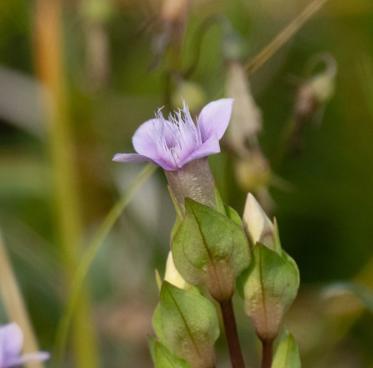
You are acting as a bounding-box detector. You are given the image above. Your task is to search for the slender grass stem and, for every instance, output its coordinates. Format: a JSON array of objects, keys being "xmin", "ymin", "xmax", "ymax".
[
  {"xmin": 245, "ymin": 0, "xmax": 329, "ymax": 75},
  {"xmin": 219, "ymin": 299, "xmax": 245, "ymax": 368},
  {"xmin": 53, "ymin": 164, "xmax": 156, "ymax": 366},
  {"xmin": 33, "ymin": 1, "xmax": 98, "ymax": 366},
  {"xmin": 260, "ymin": 338, "xmax": 274, "ymax": 368}
]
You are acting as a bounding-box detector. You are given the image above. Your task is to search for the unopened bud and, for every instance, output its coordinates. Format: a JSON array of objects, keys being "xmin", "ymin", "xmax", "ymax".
[
  {"xmin": 153, "ymin": 282, "xmax": 219, "ymax": 368},
  {"xmin": 240, "ymin": 194, "xmax": 299, "ymax": 340},
  {"xmin": 164, "ymin": 251, "xmax": 189, "ymax": 290},
  {"xmin": 238, "ymin": 245, "xmax": 300, "ymax": 341},
  {"xmin": 243, "ymin": 193, "xmax": 274, "ymax": 248}
]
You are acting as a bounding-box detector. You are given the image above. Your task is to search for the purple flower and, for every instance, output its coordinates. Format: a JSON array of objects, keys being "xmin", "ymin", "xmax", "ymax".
[
  {"xmin": 0, "ymin": 323, "xmax": 49, "ymax": 368},
  {"xmin": 113, "ymin": 98, "xmax": 233, "ymax": 171}
]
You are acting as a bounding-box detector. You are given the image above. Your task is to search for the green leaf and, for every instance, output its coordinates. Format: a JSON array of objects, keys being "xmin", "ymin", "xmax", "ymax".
[
  {"xmin": 225, "ymin": 205, "xmax": 243, "ymax": 226},
  {"xmin": 238, "ymin": 244, "xmax": 299, "ymax": 340},
  {"xmin": 172, "ymin": 199, "xmax": 250, "ymax": 300},
  {"xmin": 153, "ymin": 282, "xmax": 219, "ymax": 368},
  {"xmin": 272, "ymin": 331, "xmax": 301, "ymax": 368},
  {"xmin": 150, "ymin": 339, "xmax": 190, "ymax": 368}
]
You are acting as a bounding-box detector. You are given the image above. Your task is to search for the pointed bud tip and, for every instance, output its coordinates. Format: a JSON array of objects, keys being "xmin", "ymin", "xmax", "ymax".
[
  {"xmin": 243, "ymin": 193, "xmax": 274, "ymax": 246},
  {"xmin": 164, "ymin": 251, "xmax": 188, "ymax": 290}
]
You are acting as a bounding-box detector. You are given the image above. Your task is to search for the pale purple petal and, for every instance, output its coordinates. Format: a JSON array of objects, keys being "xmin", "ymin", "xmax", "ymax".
[
  {"xmin": 132, "ymin": 118, "xmax": 163, "ymax": 157},
  {"xmin": 131, "ymin": 118, "xmax": 179, "ymax": 170},
  {"xmin": 112, "ymin": 153, "xmax": 150, "ymax": 163},
  {"xmin": 179, "ymin": 136, "xmax": 221, "ymax": 167},
  {"xmin": 113, "ymin": 99, "xmax": 234, "ymax": 171},
  {"xmin": 197, "ymin": 98, "xmax": 234, "ymax": 141},
  {"xmin": 6, "ymin": 352, "xmax": 50, "ymax": 367},
  {"xmin": 113, "ymin": 152, "xmax": 175, "ymax": 170},
  {"xmin": 0, "ymin": 324, "xmax": 23, "ymax": 361}
]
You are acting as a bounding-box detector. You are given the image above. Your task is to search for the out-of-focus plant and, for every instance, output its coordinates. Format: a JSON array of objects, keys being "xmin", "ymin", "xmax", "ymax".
[
  {"xmin": 223, "ymin": 25, "xmax": 273, "ymax": 210},
  {"xmin": 79, "ymin": 0, "xmax": 115, "ymax": 90},
  {"xmin": 32, "ymin": 0, "xmax": 99, "ymax": 366},
  {"xmin": 277, "ymin": 53, "xmax": 337, "ymax": 162}
]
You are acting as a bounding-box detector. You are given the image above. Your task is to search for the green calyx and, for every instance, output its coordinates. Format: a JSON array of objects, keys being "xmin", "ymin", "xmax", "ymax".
[
  {"xmin": 172, "ymin": 198, "xmax": 250, "ymax": 301},
  {"xmin": 152, "ymin": 282, "xmax": 219, "ymax": 368},
  {"xmin": 238, "ymin": 244, "xmax": 300, "ymax": 340}
]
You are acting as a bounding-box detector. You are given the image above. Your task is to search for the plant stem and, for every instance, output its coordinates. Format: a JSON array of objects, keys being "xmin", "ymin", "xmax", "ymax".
[
  {"xmin": 260, "ymin": 338, "xmax": 273, "ymax": 368},
  {"xmin": 219, "ymin": 299, "xmax": 245, "ymax": 368},
  {"xmin": 33, "ymin": 1, "xmax": 99, "ymax": 367}
]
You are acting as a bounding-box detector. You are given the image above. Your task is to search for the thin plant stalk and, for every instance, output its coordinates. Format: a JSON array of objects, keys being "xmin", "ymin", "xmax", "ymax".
[
  {"xmin": 32, "ymin": 0, "xmax": 99, "ymax": 367},
  {"xmin": 219, "ymin": 299, "xmax": 245, "ymax": 368},
  {"xmin": 260, "ymin": 338, "xmax": 273, "ymax": 368},
  {"xmin": 54, "ymin": 164, "xmax": 156, "ymax": 366},
  {"xmin": 0, "ymin": 231, "xmax": 44, "ymax": 368},
  {"xmin": 245, "ymin": 0, "xmax": 329, "ymax": 75}
]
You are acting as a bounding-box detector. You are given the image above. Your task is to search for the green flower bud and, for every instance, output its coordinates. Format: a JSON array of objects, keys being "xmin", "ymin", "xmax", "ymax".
[
  {"xmin": 272, "ymin": 331, "xmax": 301, "ymax": 368},
  {"xmin": 172, "ymin": 199, "xmax": 250, "ymax": 301},
  {"xmin": 238, "ymin": 245, "xmax": 300, "ymax": 341},
  {"xmin": 153, "ymin": 282, "xmax": 219, "ymax": 368}
]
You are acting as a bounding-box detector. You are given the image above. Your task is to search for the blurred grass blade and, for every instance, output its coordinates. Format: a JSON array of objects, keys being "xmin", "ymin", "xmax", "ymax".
[
  {"xmin": 245, "ymin": 0, "xmax": 329, "ymax": 75},
  {"xmin": 33, "ymin": 0, "xmax": 99, "ymax": 366},
  {"xmin": 54, "ymin": 163, "xmax": 156, "ymax": 366},
  {"xmin": 0, "ymin": 230, "xmax": 45, "ymax": 368}
]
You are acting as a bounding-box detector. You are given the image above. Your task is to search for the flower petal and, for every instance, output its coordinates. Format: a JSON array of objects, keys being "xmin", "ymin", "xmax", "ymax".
[
  {"xmin": 6, "ymin": 352, "xmax": 50, "ymax": 367},
  {"xmin": 132, "ymin": 119, "xmax": 162, "ymax": 157},
  {"xmin": 197, "ymin": 98, "xmax": 234, "ymax": 141},
  {"xmin": 179, "ymin": 136, "xmax": 220, "ymax": 167},
  {"xmin": 132, "ymin": 118, "xmax": 178, "ymax": 170},
  {"xmin": 0, "ymin": 323, "xmax": 23, "ymax": 362},
  {"xmin": 112, "ymin": 153, "xmax": 150, "ymax": 163},
  {"xmin": 113, "ymin": 152, "xmax": 176, "ymax": 170}
]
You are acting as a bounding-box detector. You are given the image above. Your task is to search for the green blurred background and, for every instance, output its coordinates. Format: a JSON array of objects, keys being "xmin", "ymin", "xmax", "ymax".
[{"xmin": 0, "ymin": 0, "xmax": 372, "ymax": 367}]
